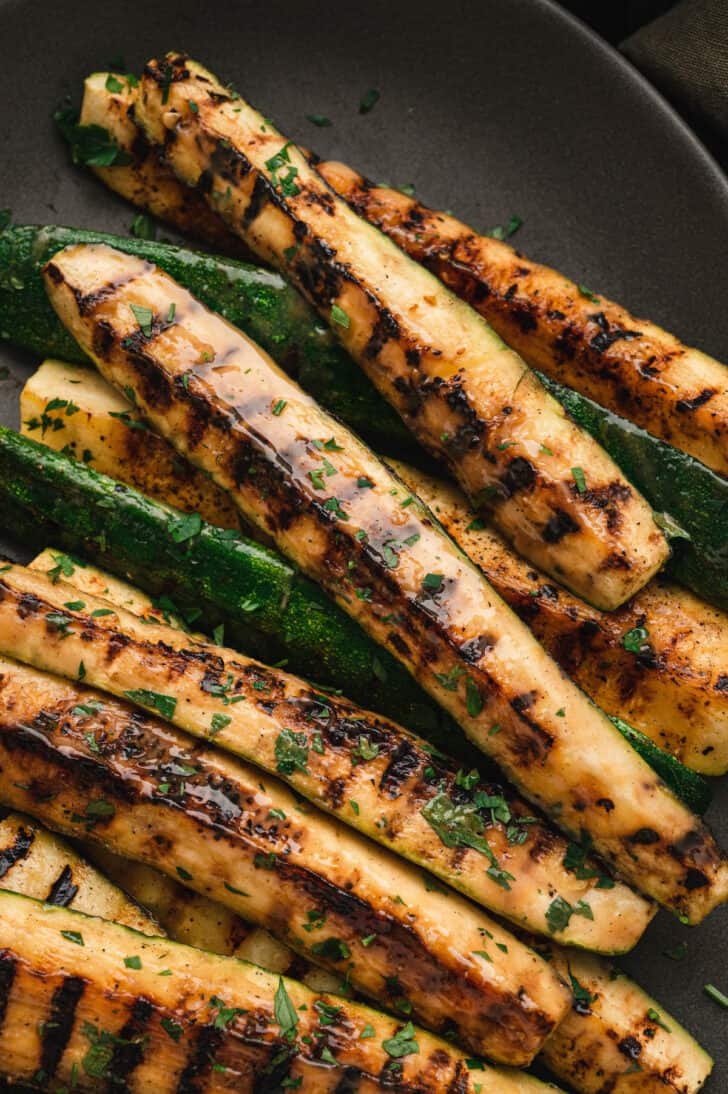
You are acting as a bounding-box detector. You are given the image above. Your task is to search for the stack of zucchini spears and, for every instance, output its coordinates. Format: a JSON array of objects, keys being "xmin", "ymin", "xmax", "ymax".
[{"xmin": 0, "ymin": 52, "xmax": 726, "ymax": 1093}]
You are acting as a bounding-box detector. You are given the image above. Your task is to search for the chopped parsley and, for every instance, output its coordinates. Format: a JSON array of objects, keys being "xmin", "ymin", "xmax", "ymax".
[
  {"xmin": 622, "ymin": 626, "xmax": 651, "ymax": 655},
  {"xmin": 129, "ymin": 212, "xmax": 157, "ymax": 240},
  {"xmin": 61, "ymin": 930, "xmax": 84, "ymax": 946},
  {"xmin": 568, "ymin": 966, "xmax": 597, "ymax": 1008},
  {"xmin": 330, "ymin": 304, "xmax": 350, "ymax": 329},
  {"xmin": 571, "ymin": 466, "xmax": 587, "ymax": 493},
  {"xmin": 274, "ymin": 977, "xmax": 299, "ymax": 1041},
  {"xmin": 264, "ymin": 142, "xmax": 300, "ymax": 197},
  {"xmin": 210, "ymin": 713, "xmax": 232, "ymax": 737},
  {"xmin": 210, "ymin": 995, "xmax": 247, "ymax": 1029},
  {"xmin": 123, "ymin": 688, "xmax": 177, "ymax": 720},
  {"xmin": 578, "ymin": 284, "xmax": 600, "ymax": 303},
  {"xmin": 704, "ymin": 984, "xmax": 728, "ymax": 1009},
  {"xmin": 54, "ymin": 107, "xmax": 133, "ymax": 167},
  {"xmin": 160, "ymin": 1017, "xmax": 183, "ymax": 1042},
  {"xmin": 129, "ymin": 303, "xmax": 154, "ymax": 338},
  {"xmin": 275, "ymin": 729, "xmax": 309, "ymax": 775},
  {"xmin": 359, "ymin": 88, "xmax": 380, "ymax": 114},
  {"xmin": 488, "ymin": 215, "xmax": 523, "ymax": 241},
  {"xmin": 124, "ymin": 955, "xmax": 142, "ymax": 969},
  {"xmin": 310, "ymin": 937, "xmax": 351, "ymax": 961},
  {"xmin": 422, "ymin": 572, "xmax": 444, "ymax": 593},
  {"xmin": 306, "ymin": 113, "xmax": 332, "ymax": 127},
  {"xmin": 382, "ymin": 1021, "xmax": 419, "ymax": 1058},
  {"xmin": 272, "ymin": 398, "xmax": 287, "ymax": 416},
  {"xmin": 169, "ymin": 511, "xmax": 202, "ymax": 543},
  {"xmin": 545, "ymin": 895, "xmax": 593, "ymax": 935},
  {"xmin": 647, "ymin": 1007, "xmax": 671, "ymax": 1032},
  {"xmin": 421, "ymin": 792, "xmax": 514, "ymax": 890},
  {"xmin": 465, "ymin": 676, "xmax": 483, "ymax": 717}
]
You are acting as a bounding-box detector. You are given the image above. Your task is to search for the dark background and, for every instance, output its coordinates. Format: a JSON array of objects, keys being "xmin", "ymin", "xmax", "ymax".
[{"xmin": 564, "ymin": 0, "xmax": 675, "ymax": 40}]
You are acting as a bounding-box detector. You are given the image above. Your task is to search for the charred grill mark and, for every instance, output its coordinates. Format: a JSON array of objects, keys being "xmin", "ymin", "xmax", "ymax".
[
  {"xmin": 109, "ymin": 996, "xmax": 154, "ymax": 1083},
  {"xmin": 379, "ymin": 739, "xmax": 422, "ymax": 798},
  {"xmin": 252, "ymin": 1045, "xmax": 296, "ymax": 1092},
  {"xmin": 333, "ymin": 1069, "xmax": 363, "ymax": 1093},
  {"xmin": 40, "ymin": 975, "xmax": 86, "ymax": 1079},
  {"xmin": 500, "ymin": 457, "xmax": 536, "ymax": 496},
  {"xmin": 176, "ymin": 1023, "xmax": 225, "ymax": 1092},
  {"xmin": 676, "ymin": 388, "xmax": 716, "ymax": 413},
  {"xmin": 0, "ymin": 953, "xmax": 16, "ymax": 1028},
  {"xmin": 45, "ymin": 865, "xmax": 79, "ymax": 907},
  {"xmin": 364, "ymin": 310, "xmax": 401, "ymax": 360},
  {"xmin": 242, "ymin": 174, "xmax": 271, "ymax": 230},
  {"xmin": 0, "ymin": 825, "xmax": 34, "ymax": 879},
  {"xmin": 459, "ymin": 634, "xmax": 494, "ymax": 663},
  {"xmin": 542, "ymin": 510, "xmax": 579, "ymax": 544}
]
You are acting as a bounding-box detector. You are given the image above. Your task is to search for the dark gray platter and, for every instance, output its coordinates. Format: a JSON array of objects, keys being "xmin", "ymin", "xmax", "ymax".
[{"xmin": 0, "ymin": 0, "xmax": 726, "ymax": 1087}]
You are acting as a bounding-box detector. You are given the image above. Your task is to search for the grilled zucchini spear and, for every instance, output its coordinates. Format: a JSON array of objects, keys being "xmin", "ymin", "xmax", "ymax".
[
  {"xmin": 0, "ymin": 654, "xmax": 570, "ymax": 1065},
  {"xmin": 1, "ymin": 555, "xmax": 654, "ymax": 953},
  {"xmin": 132, "ymin": 53, "xmax": 668, "ymax": 611},
  {"xmin": 0, "ymin": 891, "xmax": 548, "ymax": 1093},
  {"xmin": 40, "ymin": 242, "xmax": 728, "ymax": 921},
  {"xmin": 389, "ymin": 461, "xmax": 728, "ymax": 777},
  {"xmin": 317, "ymin": 160, "xmax": 728, "ymax": 480},
  {"xmin": 23, "ymin": 358, "xmax": 728, "ymax": 779},
  {"xmin": 0, "ymin": 816, "xmax": 711, "ymax": 1094},
  {"xmin": 0, "ymin": 813, "xmax": 156, "ymax": 933}
]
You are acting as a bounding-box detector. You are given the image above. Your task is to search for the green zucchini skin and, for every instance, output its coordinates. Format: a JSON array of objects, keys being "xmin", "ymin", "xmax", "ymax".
[
  {"xmin": 542, "ymin": 376, "xmax": 728, "ymax": 612},
  {"xmin": 0, "ymin": 428, "xmax": 710, "ymax": 812},
  {"xmin": 2, "ymin": 223, "xmax": 725, "ymax": 609},
  {"xmin": 0, "ymin": 223, "xmax": 420, "ymax": 463},
  {"xmin": 0, "ymin": 425, "xmax": 464, "ymax": 754}
]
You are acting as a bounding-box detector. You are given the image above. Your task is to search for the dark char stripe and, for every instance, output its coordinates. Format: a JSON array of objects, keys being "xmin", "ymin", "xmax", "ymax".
[
  {"xmin": 252, "ymin": 1045, "xmax": 296, "ymax": 1093},
  {"xmin": 175, "ymin": 1024, "xmax": 224, "ymax": 1093},
  {"xmin": 334, "ymin": 1068, "xmax": 363, "ymax": 1092},
  {"xmin": 0, "ymin": 953, "xmax": 17, "ymax": 1029},
  {"xmin": 45, "ymin": 865, "xmax": 79, "ymax": 908},
  {"xmin": 106, "ymin": 996, "xmax": 154, "ymax": 1090},
  {"xmin": 0, "ymin": 827, "xmax": 34, "ymax": 879},
  {"xmin": 40, "ymin": 975, "xmax": 86, "ymax": 1079}
]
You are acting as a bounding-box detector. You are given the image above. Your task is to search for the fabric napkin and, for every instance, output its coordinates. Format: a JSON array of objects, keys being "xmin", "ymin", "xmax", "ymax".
[{"xmin": 621, "ymin": 0, "xmax": 728, "ymax": 147}]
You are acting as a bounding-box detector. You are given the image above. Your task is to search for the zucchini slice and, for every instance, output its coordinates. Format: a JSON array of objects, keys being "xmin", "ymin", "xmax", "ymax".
[
  {"xmin": 539, "ymin": 947, "xmax": 713, "ymax": 1093},
  {"xmin": 3, "ymin": 219, "xmax": 726, "ymax": 610},
  {"xmin": 317, "ymin": 158, "xmax": 728, "ymax": 480},
  {"xmin": 3, "ymin": 553, "xmax": 654, "ymax": 954},
  {"xmin": 0, "ymin": 813, "xmax": 156, "ymax": 933},
  {"xmin": 133, "ymin": 53, "xmax": 669, "ymax": 611},
  {"xmin": 389, "ymin": 459, "xmax": 728, "ymax": 780},
  {"xmin": 0, "ymin": 654, "xmax": 570, "ymax": 1065},
  {"xmin": 20, "ymin": 359, "xmax": 726, "ymax": 783},
  {"xmin": 40, "ymin": 243, "xmax": 728, "ymax": 921},
  {"xmin": 0, "ymin": 890, "xmax": 548, "ymax": 1093}
]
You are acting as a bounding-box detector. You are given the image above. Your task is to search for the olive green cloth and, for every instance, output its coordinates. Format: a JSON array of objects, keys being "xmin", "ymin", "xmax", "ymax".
[{"xmin": 621, "ymin": 0, "xmax": 728, "ymax": 144}]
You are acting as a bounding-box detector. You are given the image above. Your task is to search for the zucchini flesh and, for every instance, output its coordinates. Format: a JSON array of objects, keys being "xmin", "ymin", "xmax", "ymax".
[
  {"xmin": 538, "ymin": 947, "xmax": 713, "ymax": 1093},
  {"xmin": 0, "ymin": 655, "xmax": 569, "ymax": 1065},
  {"xmin": 3, "ymin": 217, "xmax": 725, "ymax": 611},
  {"xmin": 0, "ymin": 813, "xmax": 156, "ymax": 934},
  {"xmin": 25, "ymin": 551, "xmax": 652, "ymax": 953},
  {"xmin": 2, "ymin": 555, "xmax": 654, "ymax": 954},
  {"xmin": 542, "ymin": 375, "xmax": 728, "ymax": 614},
  {"xmin": 0, "ymin": 222, "xmax": 419, "ymax": 464},
  {"xmin": 134, "ymin": 54, "xmax": 669, "ymax": 612},
  {"xmin": 318, "ymin": 158, "xmax": 728, "ymax": 480},
  {"xmin": 0, "ymin": 425, "xmax": 452, "ymax": 748},
  {"xmin": 0, "ymin": 890, "xmax": 540, "ymax": 1093},
  {"xmin": 390, "ymin": 459, "xmax": 727, "ymax": 783},
  {"xmin": 20, "ymin": 359, "xmax": 721, "ymax": 790},
  {"xmin": 41, "ymin": 242, "xmax": 728, "ymax": 921}
]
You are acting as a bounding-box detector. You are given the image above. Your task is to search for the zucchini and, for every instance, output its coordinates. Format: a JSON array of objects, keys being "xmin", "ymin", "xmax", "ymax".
[
  {"xmin": 0, "ymin": 891, "xmax": 548, "ymax": 1093},
  {"xmin": 41, "ymin": 241, "xmax": 728, "ymax": 921},
  {"xmin": 0, "ymin": 808, "xmax": 710, "ymax": 1092},
  {"xmin": 19, "ymin": 360, "xmax": 722, "ymax": 788},
  {"xmin": 0, "ymin": 654, "xmax": 570, "ymax": 1065},
  {"xmin": 318, "ymin": 158, "xmax": 728, "ymax": 480},
  {"xmin": 0, "ymin": 425, "xmax": 452, "ymax": 748},
  {"xmin": 538, "ymin": 946, "xmax": 713, "ymax": 1093},
  {"xmin": 0, "ymin": 223, "xmax": 419, "ymax": 464},
  {"xmin": 3, "ymin": 220, "xmax": 725, "ymax": 611},
  {"xmin": 134, "ymin": 53, "xmax": 669, "ymax": 611},
  {"xmin": 0, "ymin": 813, "xmax": 156, "ymax": 933},
  {"xmin": 391, "ymin": 459, "xmax": 728, "ymax": 781},
  {"xmin": 544, "ymin": 375, "xmax": 728, "ymax": 614},
  {"xmin": 4, "ymin": 554, "xmax": 654, "ymax": 954}
]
